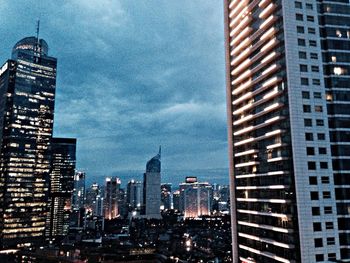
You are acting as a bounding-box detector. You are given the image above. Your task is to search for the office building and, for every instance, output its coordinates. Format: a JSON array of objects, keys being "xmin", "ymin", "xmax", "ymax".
[
  {"xmin": 161, "ymin": 183, "xmax": 172, "ymax": 210},
  {"xmin": 118, "ymin": 188, "xmax": 128, "ymax": 218},
  {"xmin": 142, "ymin": 147, "xmax": 161, "ymax": 219},
  {"xmin": 0, "ymin": 36, "xmax": 57, "ymax": 248},
  {"xmin": 126, "ymin": 180, "xmax": 142, "ymax": 212},
  {"xmin": 104, "ymin": 177, "xmax": 121, "ymax": 220},
  {"xmin": 70, "ymin": 171, "xmax": 85, "ymax": 228},
  {"xmin": 93, "ymin": 194, "xmax": 104, "ymax": 217},
  {"xmin": 179, "ymin": 177, "xmax": 212, "ymax": 218},
  {"xmin": 173, "ymin": 190, "xmax": 180, "ymax": 211},
  {"xmin": 224, "ymin": 0, "xmax": 350, "ymax": 262},
  {"xmin": 46, "ymin": 138, "xmax": 76, "ymax": 239},
  {"xmin": 85, "ymin": 183, "xmax": 100, "ymax": 213},
  {"xmin": 219, "ymin": 185, "xmax": 230, "ymax": 203}
]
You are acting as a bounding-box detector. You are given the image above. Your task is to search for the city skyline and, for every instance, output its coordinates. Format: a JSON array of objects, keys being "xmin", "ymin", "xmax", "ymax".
[{"xmin": 0, "ymin": 1, "xmax": 228, "ymax": 180}]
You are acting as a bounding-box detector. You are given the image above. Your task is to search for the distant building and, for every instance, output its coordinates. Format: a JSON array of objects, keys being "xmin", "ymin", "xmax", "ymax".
[
  {"xmin": 93, "ymin": 194, "xmax": 104, "ymax": 217},
  {"xmin": 142, "ymin": 147, "xmax": 161, "ymax": 218},
  {"xmin": 118, "ymin": 188, "xmax": 128, "ymax": 218},
  {"xmin": 218, "ymin": 185, "xmax": 229, "ymax": 203},
  {"xmin": 85, "ymin": 183, "xmax": 99, "ymax": 211},
  {"xmin": 0, "ymin": 36, "xmax": 57, "ymax": 248},
  {"xmin": 85, "ymin": 183, "xmax": 104, "ymax": 216},
  {"xmin": 72, "ymin": 171, "xmax": 85, "ymax": 210},
  {"xmin": 126, "ymin": 180, "xmax": 142, "ymax": 212},
  {"xmin": 161, "ymin": 183, "xmax": 172, "ymax": 210},
  {"xmin": 70, "ymin": 171, "xmax": 86, "ymax": 228},
  {"xmin": 46, "ymin": 138, "xmax": 77, "ymax": 239},
  {"xmin": 104, "ymin": 177, "xmax": 121, "ymax": 220},
  {"xmin": 172, "ymin": 190, "xmax": 180, "ymax": 211},
  {"xmin": 179, "ymin": 177, "xmax": 212, "ymax": 218}
]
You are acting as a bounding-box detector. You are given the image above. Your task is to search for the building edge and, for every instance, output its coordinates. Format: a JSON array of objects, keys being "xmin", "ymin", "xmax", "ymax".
[{"xmin": 223, "ymin": 1, "xmax": 238, "ymax": 262}]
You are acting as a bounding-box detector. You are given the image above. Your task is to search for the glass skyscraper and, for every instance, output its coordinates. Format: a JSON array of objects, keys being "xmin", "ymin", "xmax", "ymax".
[
  {"xmin": 126, "ymin": 180, "xmax": 142, "ymax": 212},
  {"xmin": 46, "ymin": 138, "xmax": 76, "ymax": 239},
  {"xmin": 70, "ymin": 171, "xmax": 86, "ymax": 228},
  {"xmin": 0, "ymin": 36, "xmax": 57, "ymax": 248},
  {"xmin": 179, "ymin": 178, "xmax": 212, "ymax": 219},
  {"xmin": 224, "ymin": 0, "xmax": 350, "ymax": 262},
  {"xmin": 142, "ymin": 147, "xmax": 161, "ymax": 219},
  {"xmin": 104, "ymin": 176, "xmax": 121, "ymax": 220}
]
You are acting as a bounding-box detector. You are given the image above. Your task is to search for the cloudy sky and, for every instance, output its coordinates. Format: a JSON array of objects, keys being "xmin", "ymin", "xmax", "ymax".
[{"xmin": 0, "ymin": 1, "xmax": 228, "ymax": 185}]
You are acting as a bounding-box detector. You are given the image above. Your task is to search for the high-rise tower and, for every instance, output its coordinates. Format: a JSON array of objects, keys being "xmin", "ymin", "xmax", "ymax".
[
  {"xmin": 224, "ymin": 0, "xmax": 350, "ymax": 262},
  {"xmin": 46, "ymin": 138, "xmax": 76, "ymax": 239},
  {"xmin": 179, "ymin": 178, "xmax": 212, "ymax": 218},
  {"xmin": 126, "ymin": 180, "xmax": 142, "ymax": 212},
  {"xmin": 0, "ymin": 36, "xmax": 57, "ymax": 248},
  {"xmin": 161, "ymin": 183, "xmax": 172, "ymax": 211},
  {"xmin": 70, "ymin": 171, "xmax": 85, "ymax": 228},
  {"xmin": 104, "ymin": 177, "xmax": 121, "ymax": 220},
  {"xmin": 142, "ymin": 147, "xmax": 161, "ymax": 219}
]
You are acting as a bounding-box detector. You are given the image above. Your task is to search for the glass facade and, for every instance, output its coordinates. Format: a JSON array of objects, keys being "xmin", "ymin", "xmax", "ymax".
[
  {"xmin": 103, "ymin": 177, "xmax": 121, "ymax": 220},
  {"xmin": 180, "ymin": 181, "xmax": 212, "ymax": 219},
  {"xmin": 318, "ymin": 0, "xmax": 350, "ymax": 260},
  {"xmin": 0, "ymin": 37, "xmax": 57, "ymax": 248},
  {"xmin": 142, "ymin": 147, "xmax": 161, "ymax": 218},
  {"xmin": 46, "ymin": 138, "xmax": 76, "ymax": 239},
  {"xmin": 161, "ymin": 183, "xmax": 172, "ymax": 210},
  {"xmin": 70, "ymin": 171, "xmax": 85, "ymax": 228},
  {"xmin": 126, "ymin": 180, "xmax": 142, "ymax": 212}
]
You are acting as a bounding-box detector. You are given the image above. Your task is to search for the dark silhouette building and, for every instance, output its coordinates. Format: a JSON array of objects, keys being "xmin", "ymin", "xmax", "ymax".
[
  {"xmin": 161, "ymin": 183, "xmax": 172, "ymax": 211},
  {"xmin": 70, "ymin": 171, "xmax": 86, "ymax": 228},
  {"xmin": 46, "ymin": 138, "xmax": 76, "ymax": 239},
  {"xmin": 126, "ymin": 180, "xmax": 142, "ymax": 213}
]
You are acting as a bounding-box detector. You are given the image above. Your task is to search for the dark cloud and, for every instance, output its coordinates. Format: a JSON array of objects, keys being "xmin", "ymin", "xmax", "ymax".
[{"xmin": 0, "ymin": 0, "xmax": 228, "ymax": 184}]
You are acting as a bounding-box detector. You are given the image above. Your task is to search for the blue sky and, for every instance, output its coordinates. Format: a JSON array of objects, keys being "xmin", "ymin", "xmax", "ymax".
[{"xmin": 0, "ymin": 1, "xmax": 228, "ymax": 185}]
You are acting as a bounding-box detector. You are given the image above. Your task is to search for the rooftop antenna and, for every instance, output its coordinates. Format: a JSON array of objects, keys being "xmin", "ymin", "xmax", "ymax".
[
  {"xmin": 36, "ymin": 19, "xmax": 40, "ymax": 42},
  {"xmin": 34, "ymin": 19, "xmax": 41, "ymax": 55}
]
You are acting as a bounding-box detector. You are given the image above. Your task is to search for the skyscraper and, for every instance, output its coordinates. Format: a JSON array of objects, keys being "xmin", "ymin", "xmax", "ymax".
[
  {"xmin": 0, "ymin": 36, "xmax": 57, "ymax": 248},
  {"xmin": 46, "ymin": 138, "xmax": 76, "ymax": 239},
  {"xmin": 71, "ymin": 171, "xmax": 85, "ymax": 228},
  {"xmin": 142, "ymin": 147, "xmax": 161, "ymax": 219},
  {"xmin": 161, "ymin": 183, "xmax": 172, "ymax": 210},
  {"xmin": 224, "ymin": 0, "xmax": 350, "ymax": 262},
  {"xmin": 126, "ymin": 180, "xmax": 142, "ymax": 212},
  {"xmin": 104, "ymin": 177, "xmax": 121, "ymax": 220},
  {"xmin": 85, "ymin": 183, "xmax": 103, "ymax": 216},
  {"xmin": 179, "ymin": 177, "xmax": 212, "ymax": 218},
  {"xmin": 173, "ymin": 190, "xmax": 180, "ymax": 211}
]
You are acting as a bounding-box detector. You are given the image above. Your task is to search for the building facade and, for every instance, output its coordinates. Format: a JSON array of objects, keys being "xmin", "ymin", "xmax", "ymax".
[
  {"xmin": 104, "ymin": 177, "xmax": 121, "ymax": 220},
  {"xmin": 85, "ymin": 183, "xmax": 104, "ymax": 217},
  {"xmin": 161, "ymin": 183, "xmax": 172, "ymax": 210},
  {"xmin": 224, "ymin": 0, "xmax": 350, "ymax": 262},
  {"xmin": 0, "ymin": 36, "xmax": 57, "ymax": 248},
  {"xmin": 173, "ymin": 190, "xmax": 180, "ymax": 211},
  {"xmin": 46, "ymin": 138, "xmax": 76, "ymax": 238},
  {"xmin": 126, "ymin": 180, "xmax": 142, "ymax": 212},
  {"xmin": 142, "ymin": 147, "xmax": 161, "ymax": 219},
  {"xmin": 179, "ymin": 177, "xmax": 212, "ymax": 218},
  {"xmin": 70, "ymin": 171, "xmax": 85, "ymax": 228}
]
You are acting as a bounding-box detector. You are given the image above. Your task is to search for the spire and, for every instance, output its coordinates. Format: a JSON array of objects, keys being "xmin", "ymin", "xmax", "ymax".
[
  {"xmin": 35, "ymin": 19, "xmax": 41, "ymax": 55},
  {"xmin": 158, "ymin": 145, "xmax": 161, "ymax": 159},
  {"xmin": 36, "ymin": 19, "xmax": 40, "ymax": 43}
]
